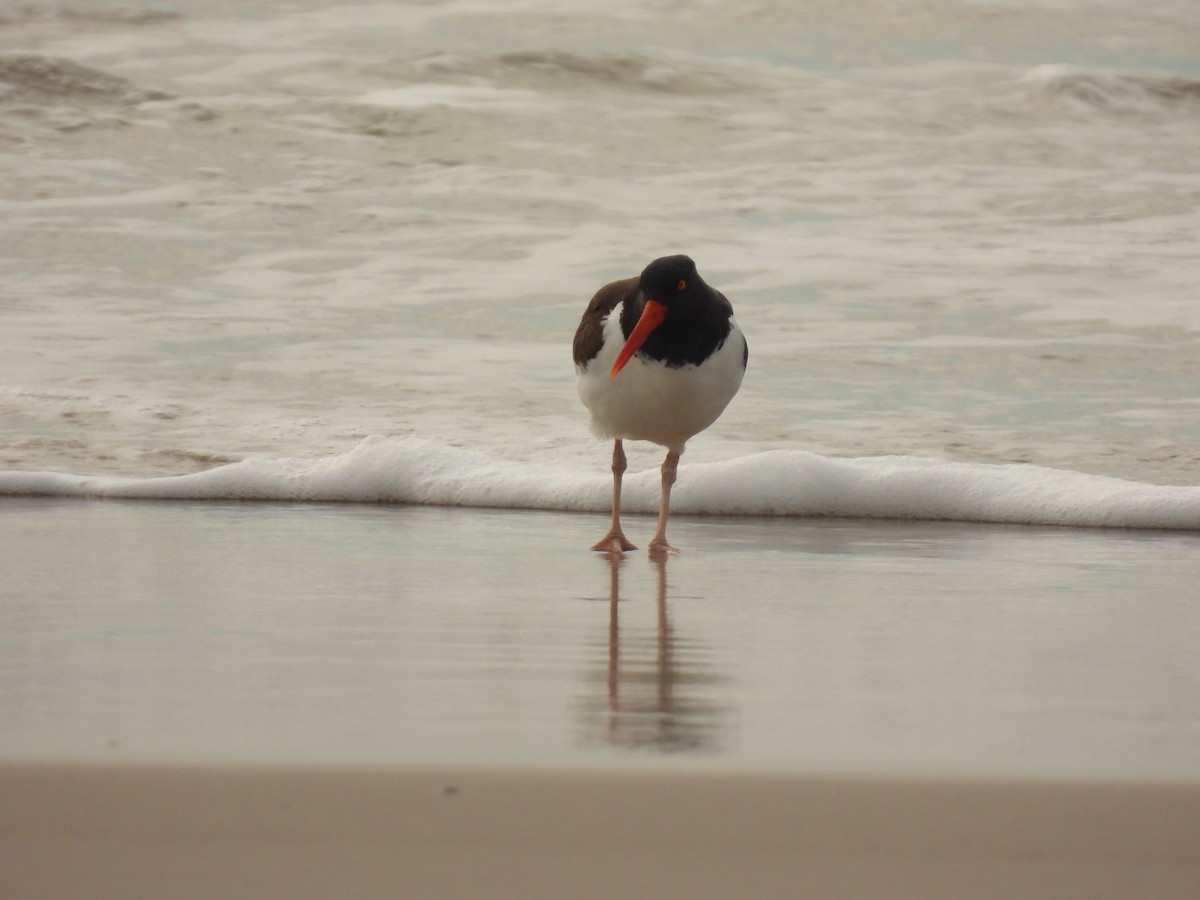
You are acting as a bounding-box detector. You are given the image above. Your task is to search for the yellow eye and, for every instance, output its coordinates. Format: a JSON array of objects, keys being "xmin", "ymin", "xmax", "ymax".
[{"xmin": 677, "ymin": 279, "xmax": 687, "ymax": 291}]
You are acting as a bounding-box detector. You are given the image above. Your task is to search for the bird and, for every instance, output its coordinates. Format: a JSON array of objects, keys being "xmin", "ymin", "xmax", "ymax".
[{"xmin": 573, "ymin": 255, "xmax": 747, "ymax": 556}]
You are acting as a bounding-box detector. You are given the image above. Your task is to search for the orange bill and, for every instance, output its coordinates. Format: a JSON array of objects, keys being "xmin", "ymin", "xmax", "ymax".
[{"xmin": 610, "ymin": 299, "xmax": 668, "ymax": 377}]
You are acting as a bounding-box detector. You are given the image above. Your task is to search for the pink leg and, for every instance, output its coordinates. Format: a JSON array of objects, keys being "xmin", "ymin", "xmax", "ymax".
[
  {"xmin": 592, "ymin": 439, "xmax": 638, "ymax": 553},
  {"xmin": 648, "ymin": 449, "xmax": 680, "ymax": 558}
]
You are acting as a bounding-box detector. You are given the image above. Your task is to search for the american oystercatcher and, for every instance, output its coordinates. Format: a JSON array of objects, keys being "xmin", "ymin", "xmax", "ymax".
[{"xmin": 573, "ymin": 255, "xmax": 748, "ymax": 556}]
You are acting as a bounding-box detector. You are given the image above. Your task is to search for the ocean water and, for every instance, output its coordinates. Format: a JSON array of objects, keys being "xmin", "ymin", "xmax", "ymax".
[{"xmin": 3, "ymin": 0, "xmax": 1200, "ymax": 527}]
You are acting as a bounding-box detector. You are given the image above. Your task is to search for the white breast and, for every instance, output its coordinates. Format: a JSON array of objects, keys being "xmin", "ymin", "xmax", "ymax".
[{"xmin": 576, "ymin": 310, "xmax": 745, "ymax": 453}]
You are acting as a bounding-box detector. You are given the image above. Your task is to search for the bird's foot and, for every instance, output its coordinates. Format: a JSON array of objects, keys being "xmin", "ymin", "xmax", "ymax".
[
  {"xmin": 647, "ymin": 537, "xmax": 679, "ymax": 559},
  {"xmin": 591, "ymin": 530, "xmax": 638, "ymax": 553}
]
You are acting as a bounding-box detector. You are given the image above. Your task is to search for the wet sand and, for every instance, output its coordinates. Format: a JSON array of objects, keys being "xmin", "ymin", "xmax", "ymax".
[{"xmin": 2, "ymin": 498, "xmax": 1199, "ymax": 895}]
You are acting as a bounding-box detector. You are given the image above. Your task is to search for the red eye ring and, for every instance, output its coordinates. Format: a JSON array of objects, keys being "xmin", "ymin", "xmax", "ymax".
[{"xmin": 677, "ymin": 279, "xmax": 687, "ymax": 291}]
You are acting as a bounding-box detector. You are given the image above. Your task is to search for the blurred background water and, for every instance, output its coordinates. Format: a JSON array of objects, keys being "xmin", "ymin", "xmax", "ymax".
[{"xmin": 2, "ymin": 0, "xmax": 1198, "ymax": 484}]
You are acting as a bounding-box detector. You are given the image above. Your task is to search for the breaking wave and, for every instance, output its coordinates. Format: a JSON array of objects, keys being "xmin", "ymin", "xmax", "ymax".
[{"xmin": 1, "ymin": 437, "xmax": 1197, "ymax": 530}]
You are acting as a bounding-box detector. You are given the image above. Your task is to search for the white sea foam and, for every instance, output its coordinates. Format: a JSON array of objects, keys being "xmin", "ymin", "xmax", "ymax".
[
  {"xmin": 356, "ymin": 84, "xmax": 549, "ymax": 111},
  {"xmin": 2, "ymin": 438, "xmax": 1197, "ymax": 531}
]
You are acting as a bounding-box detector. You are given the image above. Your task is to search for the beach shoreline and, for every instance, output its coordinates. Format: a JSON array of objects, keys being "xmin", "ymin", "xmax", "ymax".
[
  {"xmin": 4, "ymin": 500, "xmax": 1199, "ymax": 896},
  {"xmin": 3, "ymin": 759, "xmax": 1198, "ymax": 899}
]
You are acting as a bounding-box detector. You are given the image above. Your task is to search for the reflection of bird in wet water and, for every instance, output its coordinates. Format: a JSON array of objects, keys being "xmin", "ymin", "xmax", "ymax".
[
  {"xmin": 577, "ymin": 554, "xmax": 726, "ymax": 754},
  {"xmin": 573, "ymin": 255, "xmax": 747, "ymax": 556}
]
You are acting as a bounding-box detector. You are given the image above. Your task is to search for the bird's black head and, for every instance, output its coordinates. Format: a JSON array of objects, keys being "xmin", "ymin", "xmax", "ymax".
[
  {"xmin": 638, "ymin": 255, "xmax": 702, "ymax": 308},
  {"xmin": 611, "ymin": 253, "xmax": 732, "ymax": 374}
]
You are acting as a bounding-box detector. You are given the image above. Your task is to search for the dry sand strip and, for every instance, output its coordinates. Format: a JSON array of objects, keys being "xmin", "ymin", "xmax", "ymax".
[{"xmin": 2, "ymin": 761, "xmax": 1198, "ymax": 900}]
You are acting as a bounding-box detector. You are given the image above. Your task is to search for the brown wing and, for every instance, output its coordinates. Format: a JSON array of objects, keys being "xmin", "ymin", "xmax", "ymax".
[{"xmin": 572, "ymin": 276, "xmax": 637, "ymax": 368}]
